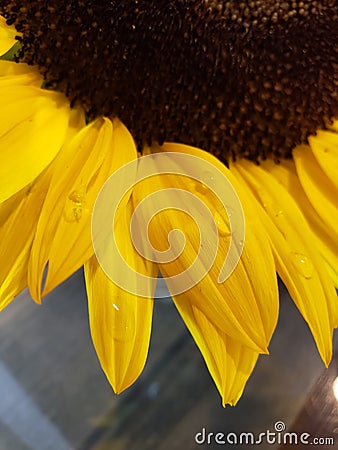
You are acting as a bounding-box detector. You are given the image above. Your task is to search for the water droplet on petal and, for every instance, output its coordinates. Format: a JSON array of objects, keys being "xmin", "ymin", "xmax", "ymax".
[
  {"xmin": 291, "ymin": 252, "xmax": 314, "ymax": 279},
  {"xmin": 63, "ymin": 188, "xmax": 87, "ymax": 222},
  {"xmin": 63, "ymin": 205, "xmax": 83, "ymax": 223},
  {"xmin": 109, "ymin": 303, "xmax": 135, "ymax": 343},
  {"xmin": 257, "ymin": 188, "xmax": 270, "ymax": 210},
  {"xmin": 68, "ymin": 189, "xmax": 85, "ymax": 204},
  {"xmin": 214, "ymin": 212, "xmax": 231, "ymax": 237}
]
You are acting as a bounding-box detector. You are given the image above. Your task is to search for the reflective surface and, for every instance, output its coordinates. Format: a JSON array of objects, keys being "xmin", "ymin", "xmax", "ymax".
[{"xmin": 0, "ymin": 272, "xmax": 336, "ymax": 449}]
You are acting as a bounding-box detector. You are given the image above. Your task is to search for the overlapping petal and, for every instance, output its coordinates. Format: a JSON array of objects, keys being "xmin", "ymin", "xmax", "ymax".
[
  {"xmin": 0, "ymin": 60, "xmax": 42, "ymax": 86},
  {"xmin": 132, "ymin": 144, "xmax": 279, "ymax": 354},
  {"xmin": 261, "ymin": 158, "xmax": 338, "ymax": 287},
  {"xmin": 0, "ymin": 108, "xmax": 84, "ymax": 307},
  {"xmin": 232, "ymin": 158, "xmax": 337, "ymax": 365},
  {"xmin": 0, "ymin": 85, "xmax": 70, "ymax": 202},
  {"xmin": 0, "ymin": 172, "xmax": 51, "ymax": 310},
  {"xmin": 28, "ymin": 117, "xmax": 137, "ymax": 301},
  {"xmin": 308, "ymin": 129, "xmax": 338, "ymax": 187},
  {"xmin": 175, "ymin": 295, "xmax": 259, "ymax": 406},
  {"xmin": 293, "ymin": 144, "xmax": 338, "ymax": 247}
]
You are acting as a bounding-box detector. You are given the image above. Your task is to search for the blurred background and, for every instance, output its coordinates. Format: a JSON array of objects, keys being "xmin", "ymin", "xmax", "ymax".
[{"xmin": 0, "ymin": 272, "xmax": 337, "ymax": 449}]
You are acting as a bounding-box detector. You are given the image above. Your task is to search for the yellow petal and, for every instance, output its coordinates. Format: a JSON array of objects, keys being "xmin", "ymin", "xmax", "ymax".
[
  {"xmin": 84, "ymin": 199, "xmax": 157, "ymax": 394},
  {"xmin": 0, "ymin": 60, "xmax": 42, "ymax": 86},
  {"xmin": 262, "ymin": 158, "xmax": 338, "ymax": 287},
  {"xmin": 0, "ymin": 86, "xmax": 70, "ymax": 202},
  {"xmin": 232, "ymin": 159, "xmax": 337, "ymax": 366},
  {"xmin": 133, "ymin": 145, "xmax": 278, "ymax": 353},
  {"xmin": 0, "ymin": 16, "xmax": 17, "ymax": 56},
  {"xmin": 28, "ymin": 117, "xmax": 137, "ymax": 300},
  {"xmin": 309, "ymin": 129, "xmax": 338, "ymax": 188},
  {"xmin": 0, "ymin": 109, "xmax": 84, "ymax": 307},
  {"xmin": 174, "ymin": 296, "xmax": 259, "ymax": 406},
  {"xmin": 293, "ymin": 144, "xmax": 338, "ymax": 244},
  {"xmin": 0, "ymin": 171, "xmax": 51, "ymax": 309}
]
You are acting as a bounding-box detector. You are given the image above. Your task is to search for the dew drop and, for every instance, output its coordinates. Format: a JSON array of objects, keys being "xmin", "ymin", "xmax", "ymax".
[
  {"xmin": 63, "ymin": 205, "xmax": 83, "ymax": 223},
  {"xmin": 68, "ymin": 189, "xmax": 85, "ymax": 204},
  {"xmin": 109, "ymin": 303, "xmax": 135, "ymax": 343},
  {"xmin": 63, "ymin": 188, "xmax": 87, "ymax": 222},
  {"xmin": 256, "ymin": 188, "xmax": 271, "ymax": 210},
  {"xmin": 214, "ymin": 212, "xmax": 231, "ymax": 237},
  {"xmin": 291, "ymin": 252, "xmax": 314, "ymax": 279}
]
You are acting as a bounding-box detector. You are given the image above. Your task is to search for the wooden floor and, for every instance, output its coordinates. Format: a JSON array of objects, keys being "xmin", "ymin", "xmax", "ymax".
[{"xmin": 0, "ymin": 272, "xmax": 336, "ymax": 450}]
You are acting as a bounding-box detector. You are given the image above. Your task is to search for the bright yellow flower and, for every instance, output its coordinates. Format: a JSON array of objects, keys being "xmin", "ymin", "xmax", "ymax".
[{"xmin": 0, "ymin": 2, "xmax": 337, "ymax": 407}]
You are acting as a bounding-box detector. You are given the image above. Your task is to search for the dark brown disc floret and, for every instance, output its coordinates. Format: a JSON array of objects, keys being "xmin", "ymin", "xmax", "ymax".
[{"xmin": 2, "ymin": 0, "xmax": 338, "ymax": 163}]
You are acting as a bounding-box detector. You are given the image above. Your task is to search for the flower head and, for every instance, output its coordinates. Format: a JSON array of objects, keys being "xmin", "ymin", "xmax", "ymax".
[{"xmin": 0, "ymin": 1, "xmax": 337, "ymax": 406}]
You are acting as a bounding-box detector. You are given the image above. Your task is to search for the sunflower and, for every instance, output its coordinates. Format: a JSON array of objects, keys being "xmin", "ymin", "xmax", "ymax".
[{"xmin": 0, "ymin": 1, "xmax": 337, "ymax": 407}]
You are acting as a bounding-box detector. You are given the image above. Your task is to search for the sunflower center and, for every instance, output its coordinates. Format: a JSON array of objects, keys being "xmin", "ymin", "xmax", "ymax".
[{"xmin": 2, "ymin": 1, "xmax": 338, "ymax": 162}]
